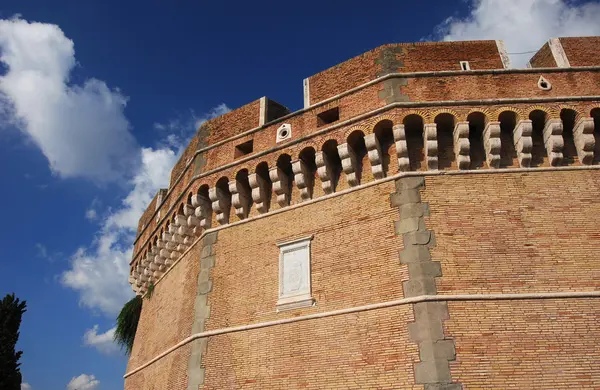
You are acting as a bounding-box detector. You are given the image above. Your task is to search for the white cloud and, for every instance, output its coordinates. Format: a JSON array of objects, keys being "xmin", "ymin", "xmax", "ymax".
[
  {"xmin": 66, "ymin": 374, "xmax": 99, "ymax": 390},
  {"xmin": 85, "ymin": 208, "xmax": 97, "ymax": 221},
  {"xmin": 83, "ymin": 325, "xmax": 119, "ymax": 355},
  {"xmin": 154, "ymin": 103, "xmax": 230, "ymax": 151},
  {"xmin": 21, "ymin": 383, "xmax": 32, "ymax": 390},
  {"xmin": 0, "ymin": 17, "xmax": 138, "ymax": 183},
  {"xmin": 35, "ymin": 243, "xmax": 48, "ymax": 258},
  {"xmin": 85, "ymin": 198, "xmax": 101, "ymax": 221},
  {"xmin": 435, "ymin": 0, "xmax": 600, "ymax": 67},
  {"xmin": 60, "ymin": 148, "xmax": 177, "ymax": 318},
  {"xmin": 61, "ymin": 115, "xmax": 226, "ymax": 316},
  {"xmin": 0, "ymin": 15, "xmax": 230, "ymax": 343}
]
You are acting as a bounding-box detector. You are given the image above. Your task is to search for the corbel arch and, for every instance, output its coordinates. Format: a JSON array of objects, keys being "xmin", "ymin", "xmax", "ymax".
[
  {"xmin": 493, "ymin": 107, "xmax": 523, "ymax": 122},
  {"xmin": 398, "ymin": 109, "xmax": 431, "ymax": 123}
]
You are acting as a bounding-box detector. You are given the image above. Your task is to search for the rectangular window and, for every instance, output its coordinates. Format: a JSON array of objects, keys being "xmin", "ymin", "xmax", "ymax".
[
  {"xmin": 234, "ymin": 139, "xmax": 254, "ymax": 158},
  {"xmin": 317, "ymin": 107, "xmax": 340, "ymax": 127},
  {"xmin": 276, "ymin": 236, "xmax": 315, "ymax": 312},
  {"xmin": 460, "ymin": 61, "xmax": 471, "ymax": 71}
]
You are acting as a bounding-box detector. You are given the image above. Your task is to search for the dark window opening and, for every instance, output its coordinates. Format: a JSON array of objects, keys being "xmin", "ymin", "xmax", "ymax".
[
  {"xmin": 234, "ymin": 139, "xmax": 254, "ymax": 158},
  {"xmin": 317, "ymin": 107, "xmax": 340, "ymax": 127}
]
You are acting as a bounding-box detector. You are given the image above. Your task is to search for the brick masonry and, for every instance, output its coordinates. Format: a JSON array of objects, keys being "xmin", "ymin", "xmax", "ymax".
[{"xmin": 126, "ymin": 37, "xmax": 600, "ymax": 389}]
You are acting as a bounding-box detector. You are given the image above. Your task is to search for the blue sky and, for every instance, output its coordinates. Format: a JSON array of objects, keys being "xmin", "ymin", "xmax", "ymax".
[{"xmin": 0, "ymin": 1, "xmax": 599, "ymax": 389}]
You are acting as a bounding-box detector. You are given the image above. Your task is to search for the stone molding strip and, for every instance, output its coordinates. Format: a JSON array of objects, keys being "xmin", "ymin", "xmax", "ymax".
[
  {"xmin": 124, "ymin": 291, "xmax": 600, "ymax": 379},
  {"xmin": 136, "ymin": 164, "xmax": 600, "ymax": 274},
  {"xmin": 548, "ymin": 38, "xmax": 571, "ymax": 68},
  {"xmin": 393, "ymin": 176, "xmax": 461, "ymax": 389},
  {"xmin": 133, "ymin": 95, "xmax": 600, "ymax": 250},
  {"xmin": 186, "ymin": 232, "xmax": 218, "ymax": 390}
]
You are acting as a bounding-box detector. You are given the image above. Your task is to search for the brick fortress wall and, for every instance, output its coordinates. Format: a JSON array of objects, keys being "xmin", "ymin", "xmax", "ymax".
[{"xmin": 125, "ymin": 37, "xmax": 600, "ymax": 389}]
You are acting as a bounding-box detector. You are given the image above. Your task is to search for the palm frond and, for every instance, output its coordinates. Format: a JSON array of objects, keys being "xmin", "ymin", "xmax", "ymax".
[{"xmin": 114, "ymin": 295, "xmax": 142, "ymax": 355}]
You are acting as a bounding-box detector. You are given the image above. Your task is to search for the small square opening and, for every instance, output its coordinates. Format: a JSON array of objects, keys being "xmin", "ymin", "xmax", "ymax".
[
  {"xmin": 460, "ymin": 61, "xmax": 471, "ymax": 71},
  {"xmin": 317, "ymin": 107, "xmax": 340, "ymax": 127},
  {"xmin": 234, "ymin": 139, "xmax": 254, "ymax": 158}
]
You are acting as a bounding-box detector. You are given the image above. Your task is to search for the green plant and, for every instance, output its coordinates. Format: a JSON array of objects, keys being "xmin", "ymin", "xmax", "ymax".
[
  {"xmin": 114, "ymin": 295, "xmax": 142, "ymax": 355},
  {"xmin": 145, "ymin": 282, "xmax": 155, "ymax": 300},
  {"xmin": 0, "ymin": 293, "xmax": 27, "ymax": 390}
]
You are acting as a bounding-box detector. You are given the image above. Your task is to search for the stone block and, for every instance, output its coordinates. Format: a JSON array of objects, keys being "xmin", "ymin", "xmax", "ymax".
[
  {"xmin": 200, "ymin": 245, "xmax": 215, "ymax": 259},
  {"xmin": 414, "ymin": 359, "xmax": 452, "ymax": 384},
  {"xmin": 413, "ymin": 302, "xmax": 449, "ymax": 323},
  {"xmin": 200, "ymin": 255, "xmax": 215, "ymax": 270},
  {"xmin": 408, "ymin": 261, "xmax": 442, "ymax": 279},
  {"xmin": 395, "ymin": 217, "xmax": 422, "ymax": 235},
  {"xmin": 424, "ymin": 383, "xmax": 463, "ymax": 390},
  {"xmin": 403, "ymin": 278, "xmax": 438, "ymax": 297},
  {"xmin": 408, "ymin": 320, "xmax": 445, "ymax": 343},
  {"xmin": 197, "ymin": 280, "xmax": 213, "ymax": 295},
  {"xmin": 403, "ymin": 231, "xmax": 433, "ymax": 246},
  {"xmin": 191, "ymin": 320, "xmax": 205, "ymax": 334},
  {"xmin": 390, "ymin": 189, "xmax": 421, "ymax": 206},
  {"xmin": 202, "ymin": 232, "xmax": 218, "ymax": 246},
  {"xmin": 396, "ymin": 176, "xmax": 425, "ymax": 191},
  {"xmin": 194, "ymin": 294, "xmax": 207, "ymax": 307},
  {"xmin": 400, "ymin": 245, "xmax": 432, "ymax": 264},
  {"xmin": 194, "ymin": 301, "xmax": 210, "ymax": 320},
  {"xmin": 419, "ymin": 340, "xmax": 456, "ymax": 362},
  {"xmin": 197, "ymin": 270, "xmax": 210, "ymax": 285},
  {"xmin": 186, "ymin": 367, "xmax": 205, "ymax": 390},
  {"xmin": 399, "ymin": 203, "xmax": 429, "ymax": 219}
]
